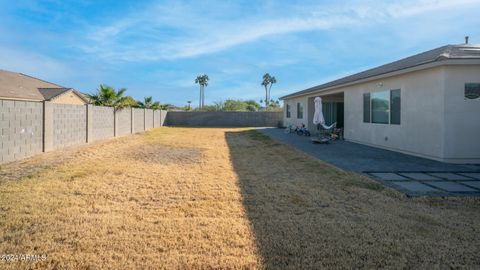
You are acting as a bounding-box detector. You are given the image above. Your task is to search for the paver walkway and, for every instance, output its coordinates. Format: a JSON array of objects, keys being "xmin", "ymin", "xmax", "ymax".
[{"xmin": 259, "ymin": 128, "xmax": 480, "ymax": 197}]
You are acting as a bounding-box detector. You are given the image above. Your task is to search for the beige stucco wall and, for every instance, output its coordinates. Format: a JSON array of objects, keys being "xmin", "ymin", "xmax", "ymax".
[
  {"xmin": 50, "ymin": 91, "xmax": 86, "ymax": 105},
  {"xmin": 442, "ymin": 65, "xmax": 480, "ymax": 162},
  {"xmin": 343, "ymin": 66, "xmax": 447, "ymax": 160},
  {"xmin": 283, "ymin": 96, "xmax": 309, "ymax": 128},
  {"xmin": 283, "ymin": 64, "xmax": 480, "ymax": 163}
]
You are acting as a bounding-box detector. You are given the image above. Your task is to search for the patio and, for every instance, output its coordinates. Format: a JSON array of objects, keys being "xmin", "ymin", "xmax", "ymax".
[{"xmin": 258, "ymin": 128, "xmax": 480, "ymax": 197}]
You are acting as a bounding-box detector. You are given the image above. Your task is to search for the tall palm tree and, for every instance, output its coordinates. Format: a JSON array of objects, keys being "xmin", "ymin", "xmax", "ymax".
[
  {"xmin": 88, "ymin": 84, "xmax": 130, "ymax": 108},
  {"xmin": 261, "ymin": 73, "xmax": 277, "ymax": 107},
  {"xmin": 137, "ymin": 96, "xmax": 161, "ymax": 110},
  {"xmin": 195, "ymin": 74, "xmax": 209, "ymax": 110}
]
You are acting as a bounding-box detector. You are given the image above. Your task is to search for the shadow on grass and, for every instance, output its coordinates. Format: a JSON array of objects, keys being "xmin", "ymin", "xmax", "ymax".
[{"xmin": 224, "ymin": 129, "xmax": 390, "ymax": 269}]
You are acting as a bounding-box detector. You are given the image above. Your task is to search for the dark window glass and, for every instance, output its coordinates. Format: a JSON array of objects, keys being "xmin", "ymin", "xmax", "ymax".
[
  {"xmin": 465, "ymin": 83, "xmax": 480, "ymax": 99},
  {"xmin": 363, "ymin": 93, "xmax": 370, "ymax": 123},
  {"xmin": 390, "ymin": 89, "xmax": 401, "ymax": 125},
  {"xmin": 297, "ymin": 103, "xmax": 303, "ymax": 119},
  {"xmin": 286, "ymin": 104, "xmax": 291, "ymax": 118},
  {"xmin": 371, "ymin": 91, "xmax": 389, "ymax": 124}
]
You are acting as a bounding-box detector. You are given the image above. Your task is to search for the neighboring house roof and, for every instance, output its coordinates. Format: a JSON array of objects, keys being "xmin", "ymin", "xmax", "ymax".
[
  {"xmin": 281, "ymin": 44, "xmax": 480, "ymax": 99},
  {"xmin": 38, "ymin": 87, "xmax": 89, "ymax": 103},
  {"xmin": 0, "ymin": 69, "xmax": 89, "ymax": 102}
]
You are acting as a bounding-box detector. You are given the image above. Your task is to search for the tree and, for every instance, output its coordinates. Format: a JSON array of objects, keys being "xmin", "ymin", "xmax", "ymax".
[
  {"xmin": 137, "ymin": 96, "xmax": 161, "ymax": 110},
  {"xmin": 245, "ymin": 100, "xmax": 261, "ymax": 112},
  {"xmin": 123, "ymin": 96, "xmax": 139, "ymax": 108},
  {"xmin": 88, "ymin": 84, "xmax": 131, "ymax": 108},
  {"xmin": 195, "ymin": 74, "xmax": 209, "ymax": 110},
  {"xmin": 187, "ymin": 101, "xmax": 192, "ymax": 111},
  {"xmin": 261, "ymin": 73, "xmax": 277, "ymax": 106},
  {"xmin": 160, "ymin": 104, "xmax": 174, "ymax": 110}
]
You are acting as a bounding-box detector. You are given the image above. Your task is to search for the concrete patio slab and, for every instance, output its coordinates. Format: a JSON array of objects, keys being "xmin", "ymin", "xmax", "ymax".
[
  {"xmin": 391, "ymin": 182, "xmax": 439, "ymax": 192},
  {"xmin": 258, "ymin": 128, "xmax": 478, "ymax": 173},
  {"xmin": 258, "ymin": 128, "xmax": 480, "ymax": 197},
  {"xmin": 461, "ymin": 181, "xmax": 480, "ymax": 189},
  {"xmin": 427, "ymin": 182, "xmax": 477, "ymax": 192},
  {"xmin": 399, "ymin": 173, "xmax": 442, "ymax": 181},
  {"xmin": 428, "ymin": 173, "xmax": 474, "ymax": 180},
  {"xmin": 459, "ymin": 173, "xmax": 480, "ymax": 180},
  {"xmin": 370, "ymin": 172, "xmax": 409, "ymax": 181}
]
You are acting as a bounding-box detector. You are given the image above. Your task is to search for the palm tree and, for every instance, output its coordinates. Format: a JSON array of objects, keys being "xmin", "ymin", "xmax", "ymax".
[
  {"xmin": 88, "ymin": 84, "xmax": 130, "ymax": 108},
  {"xmin": 195, "ymin": 74, "xmax": 209, "ymax": 110},
  {"xmin": 137, "ymin": 96, "xmax": 161, "ymax": 110},
  {"xmin": 261, "ymin": 73, "xmax": 277, "ymax": 107}
]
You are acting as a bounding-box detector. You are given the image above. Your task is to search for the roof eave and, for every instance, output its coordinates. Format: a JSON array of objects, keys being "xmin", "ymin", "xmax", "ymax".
[{"xmin": 281, "ymin": 58, "xmax": 480, "ymax": 100}]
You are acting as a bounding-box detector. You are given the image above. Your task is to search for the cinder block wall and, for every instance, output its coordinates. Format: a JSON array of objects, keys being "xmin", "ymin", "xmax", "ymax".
[
  {"xmin": 1, "ymin": 99, "xmax": 166, "ymax": 164},
  {"xmin": 0, "ymin": 100, "xmax": 43, "ymax": 163},
  {"xmin": 115, "ymin": 108, "xmax": 132, "ymax": 137},
  {"xmin": 153, "ymin": 110, "xmax": 161, "ymax": 128},
  {"xmin": 145, "ymin": 109, "xmax": 154, "ymax": 129},
  {"xmin": 90, "ymin": 105, "xmax": 115, "ymax": 141},
  {"xmin": 52, "ymin": 103, "xmax": 87, "ymax": 149},
  {"xmin": 133, "ymin": 108, "xmax": 145, "ymax": 133},
  {"xmin": 165, "ymin": 112, "xmax": 283, "ymax": 127}
]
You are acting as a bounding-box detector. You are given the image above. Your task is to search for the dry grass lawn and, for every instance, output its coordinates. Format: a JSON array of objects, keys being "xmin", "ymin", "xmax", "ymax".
[{"xmin": 0, "ymin": 127, "xmax": 479, "ymax": 269}]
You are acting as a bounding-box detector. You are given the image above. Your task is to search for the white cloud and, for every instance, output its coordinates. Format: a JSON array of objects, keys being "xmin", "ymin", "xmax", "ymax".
[{"xmin": 76, "ymin": 0, "xmax": 480, "ymax": 62}]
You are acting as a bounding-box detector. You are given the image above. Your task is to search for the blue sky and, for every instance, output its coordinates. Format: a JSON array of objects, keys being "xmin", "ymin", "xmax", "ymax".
[{"xmin": 1, "ymin": 0, "xmax": 479, "ymax": 107}]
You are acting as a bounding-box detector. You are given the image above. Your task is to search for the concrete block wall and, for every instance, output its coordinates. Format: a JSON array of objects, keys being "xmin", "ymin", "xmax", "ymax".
[
  {"xmin": 0, "ymin": 100, "xmax": 43, "ymax": 163},
  {"xmin": 145, "ymin": 109, "xmax": 154, "ymax": 130},
  {"xmin": 52, "ymin": 103, "xmax": 87, "ymax": 149},
  {"xmin": 1, "ymin": 99, "xmax": 166, "ymax": 164},
  {"xmin": 89, "ymin": 105, "xmax": 115, "ymax": 141},
  {"xmin": 133, "ymin": 108, "xmax": 145, "ymax": 133},
  {"xmin": 153, "ymin": 110, "xmax": 161, "ymax": 128},
  {"xmin": 165, "ymin": 112, "xmax": 283, "ymax": 127},
  {"xmin": 160, "ymin": 110, "xmax": 167, "ymax": 126},
  {"xmin": 115, "ymin": 108, "xmax": 132, "ymax": 137}
]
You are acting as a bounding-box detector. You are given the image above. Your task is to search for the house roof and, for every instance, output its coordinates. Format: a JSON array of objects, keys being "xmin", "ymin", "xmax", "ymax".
[
  {"xmin": 0, "ymin": 69, "xmax": 88, "ymax": 102},
  {"xmin": 281, "ymin": 44, "xmax": 480, "ymax": 100}
]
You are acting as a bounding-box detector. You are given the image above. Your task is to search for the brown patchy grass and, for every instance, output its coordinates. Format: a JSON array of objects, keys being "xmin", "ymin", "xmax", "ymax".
[{"xmin": 1, "ymin": 127, "xmax": 479, "ymax": 269}]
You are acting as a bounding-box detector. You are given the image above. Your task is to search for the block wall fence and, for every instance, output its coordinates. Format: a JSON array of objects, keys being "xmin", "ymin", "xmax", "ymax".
[{"xmin": 1, "ymin": 99, "xmax": 166, "ymax": 164}]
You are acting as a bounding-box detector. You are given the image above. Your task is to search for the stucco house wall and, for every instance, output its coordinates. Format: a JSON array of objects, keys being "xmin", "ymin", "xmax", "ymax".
[
  {"xmin": 283, "ymin": 96, "xmax": 309, "ymax": 128},
  {"xmin": 282, "ymin": 64, "xmax": 480, "ymax": 163},
  {"xmin": 442, "ymin": 65, "xmax": 480, "ymax": 162},
  {"xmin": 342, "ymin": 66, "xmax": 446, "ymax": 160},
  {"xmin": 50, "ymin": 90, "xmax": 87, "ymax": 105}
]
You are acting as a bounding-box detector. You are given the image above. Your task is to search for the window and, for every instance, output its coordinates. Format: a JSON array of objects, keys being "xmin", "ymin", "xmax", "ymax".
[
  {"xmin": 286, "ymin": 104, "xmax": 291, "ymax": 118},
  {"xmin": 371, "ymin": 90, "xmax": 390, "ymax": 124},
  {"xmin": 390, "ymin": 89, "xmax": 401, "ymax": 125},
  {"xmin": 297, "ymin": 103, "xmax": 303, "ymax": 119},
  {"xmin": 465, "ymin": 83, "xmax": 480, "ymax": 99},
  {"xmin": 363, "ymin": 93, "xmax": 370, "ymax": 123},
  {"xmin": 363, "ymin": 89, "xmax": 401, "ymax": 125}
]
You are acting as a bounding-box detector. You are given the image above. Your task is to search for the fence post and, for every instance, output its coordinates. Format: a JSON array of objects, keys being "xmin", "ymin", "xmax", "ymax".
[
  {"xmin": 86, "ymin": 104, "xmax": 93, "ymax": 143},
  {"xmin": 130, "ymin": 107, "xmax": 134, "ymax": 134},
  {"xmin": 42, "ymin": 101, "xmax": 54, "ymax": 152},
  {"xmin": 144, "ymin": 108, "xmax": 147, "ymax": 131},
  {"xmin": 113, "ymin": 108, "xmax": 117, "ymax": 137}
]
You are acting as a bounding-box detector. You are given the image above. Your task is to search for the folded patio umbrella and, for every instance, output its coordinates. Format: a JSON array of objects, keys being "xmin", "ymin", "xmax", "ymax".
[{"xmin": 313, "ymin": 96, "xmax": 336, "ymax": 129}]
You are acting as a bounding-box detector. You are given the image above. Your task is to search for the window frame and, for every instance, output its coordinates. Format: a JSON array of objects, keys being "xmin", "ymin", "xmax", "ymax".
[
  {"xmin": 286, "ymin": 104, "xmax": 291, "ymax": 118},
  {"xmin": 363, "ymin": 89, "xmax": 401, "ymax": 125}
]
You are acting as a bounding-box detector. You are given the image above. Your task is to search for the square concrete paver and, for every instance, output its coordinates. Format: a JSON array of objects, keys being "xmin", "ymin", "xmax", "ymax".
[
  {"xmin": 427, "ymin": 182, "xmax": 477, "ymax": 192},
  {"xmin": 391, "ymin": 181, "xmax": 439, "ymax": 192},
  {"xmin": 399, "ymin": 173, "xmax": 442, "ymax": 181},
  {"xmin": 428, "ymin": 173, "xmax": 474, "ymax": 180},
  {"xmin": 459, "ymin": 173, "xmax": 480, "ymax": 180},
  {"xmin": 370, "ymin": 173, "xmax": 408, "ymax": 181},
  {"xmin": 460, "ymin": 181, "xmax": 480, "ymax": 190}
]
